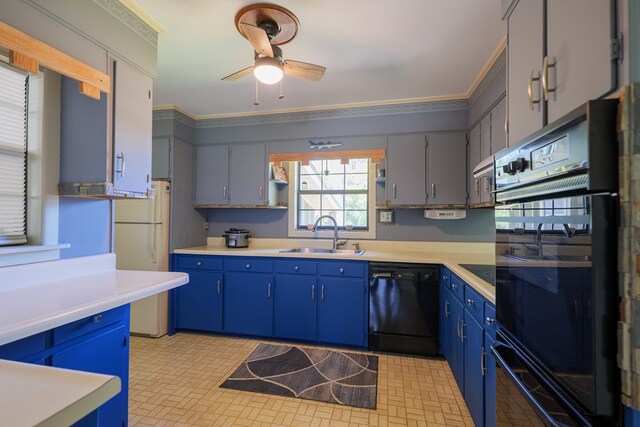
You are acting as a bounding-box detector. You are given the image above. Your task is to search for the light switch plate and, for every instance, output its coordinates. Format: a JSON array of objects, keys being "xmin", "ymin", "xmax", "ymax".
[{"xmin": 378, "ymin": 209, "xmax": 394, "ymax": 224}]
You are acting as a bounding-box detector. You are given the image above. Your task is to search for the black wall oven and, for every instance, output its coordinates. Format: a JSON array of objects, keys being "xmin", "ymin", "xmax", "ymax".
[{"xmin": 492, "ymin": 100, "xmax": 620, "ymax": 426}]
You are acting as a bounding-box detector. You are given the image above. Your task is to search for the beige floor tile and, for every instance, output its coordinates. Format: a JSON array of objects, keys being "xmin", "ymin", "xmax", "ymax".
[{"xmin": 128, "ymin": 333, "xmax": 471, "ymax": 426}]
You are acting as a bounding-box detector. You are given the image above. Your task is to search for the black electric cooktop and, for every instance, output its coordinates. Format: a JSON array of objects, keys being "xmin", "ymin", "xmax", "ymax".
[{"xmin": 459, "ymin": 264, "xmax": 496, "ymax": 286}]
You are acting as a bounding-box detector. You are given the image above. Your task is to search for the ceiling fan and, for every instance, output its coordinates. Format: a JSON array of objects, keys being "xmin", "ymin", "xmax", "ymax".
[{"xmin": 222, "ymin": 3, "xmax": 326, "ymax": 86}]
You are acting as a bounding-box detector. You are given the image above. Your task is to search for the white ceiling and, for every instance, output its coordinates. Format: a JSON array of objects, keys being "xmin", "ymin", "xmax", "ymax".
[{"xmin": 132, "ymin": 0, "xmax": 506, "ymax": 118}]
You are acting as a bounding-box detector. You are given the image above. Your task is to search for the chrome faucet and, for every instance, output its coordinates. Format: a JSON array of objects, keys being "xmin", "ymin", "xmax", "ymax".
[{"xmin": 312, "ymin": 215, "xmax": 341, "ymax": 250}]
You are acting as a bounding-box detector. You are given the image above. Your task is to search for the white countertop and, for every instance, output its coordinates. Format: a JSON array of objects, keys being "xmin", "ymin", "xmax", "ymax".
[
  {"xmin": 175, "ymin": 238, "xmax": 496, "ymax": 304},
  {"xmin": 0, "ymin": 253, "xmax": 189, "ymax": 346},
  {"xmin": 0, "ymin": 360, "xmax": 120, "ymax": 427}
]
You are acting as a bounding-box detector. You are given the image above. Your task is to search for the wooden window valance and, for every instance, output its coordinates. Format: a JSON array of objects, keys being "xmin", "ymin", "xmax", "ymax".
[
  {"xmin": 0, "ymin": 21, "xmax": 110, "ymax": 99},
  {"xmin": 269, "ymin": 149, "xmax": 385, "ymax": 166}
]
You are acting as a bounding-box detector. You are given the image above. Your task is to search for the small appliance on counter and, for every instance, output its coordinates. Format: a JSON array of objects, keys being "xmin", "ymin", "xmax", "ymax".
[{"xmin": 223, "ymin": 228, "xmax": 250, "ymax": 248}]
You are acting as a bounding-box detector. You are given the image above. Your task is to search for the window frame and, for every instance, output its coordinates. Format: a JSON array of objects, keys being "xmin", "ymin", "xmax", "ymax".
[{"xmin": 287, "ymin": 160, "xmax": 377, "ymax": 240}]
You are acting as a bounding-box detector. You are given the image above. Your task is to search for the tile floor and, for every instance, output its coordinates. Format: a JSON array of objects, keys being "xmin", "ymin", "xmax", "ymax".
[{"xmin": 129, "ymin": 333, "xmax": 473, "ymax": 426}]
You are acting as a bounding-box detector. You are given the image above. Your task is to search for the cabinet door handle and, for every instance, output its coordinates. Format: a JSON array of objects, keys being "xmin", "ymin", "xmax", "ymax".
[
  {"xmin": 474, "ymin": 178, "xmax": 479, "ymax": 195},
  {"xmin": 445, "ymin": 300, "xmax": 449, "ymax": 318},
  {"xmin": 312, "ymin": 284, "xmax": 315, "ymax": 301},
  {"xmin": 294, "ymin": 266, "xmax": 299, "ymax": 272},
  {"xmin": 483, "ymin": 176, "xmax": 491, "ymax": 193},
  {"xmin": 115, "ymin": 152, "xmax": 126, "ymax": 178},
  {"xmin": 321, "ymin": 285, "xmax": 325, "ymax": 302},
  {"xmin": 456, "ymin": 316, "xmax": 461, "ymax": 337},
  {"xmin": 246, "ymin": 263, "xmax": 251, "ymax": 269},
  {"xmin": 196, "ymin": 261, "xmax": 202, "ymax": 266},
  {"xmin": 451, "ymin": 283, "xmax": 457, "ymax": 291},
  {"xmin": 467, "ymin": 299, "xmax": 474, "ymax": 306},
  {"xmin": 431, "ymin": 182, "xmax": 436, "ymax": 199},
  {"xmin": 542, "ymin": 56, "xmax": 557, "ymax": 101},
  {"xmin": 268, "ymin": 283, "xmax": 271, "ymax": 299},
  {"xmin": 223, "ymin": 185, "xmax": 228, "ymax": 200},
  {"xmin": 259, "ymin": 185, "xmax": 263, "ymax": 200},
  {"xmin": 392, "ymin": 183, "xmax": 397, "ymax": 199},
  {"xmin": 481, "ymin": 346, "xmax": 486, "ymax": 376},
  {"xmin": 527, "ymin": 70, "xmax": 541, "ymax": 111},
  {"xmin": 339, "ymin": 267, "xmax": 344, "ymax": 274},
  {"xmin": 93, "ymin": 314, "xmax": 103, "ymax": 323},
  {"xmin": 217, "ymin": 279, "xmax": 221, "ymax": 295},
  {"xmin": 485, "ymin": 317, "xmax": 495, "ymax": 325},
  {"xmin": 461, "ymin": 319, "xmax": 466, "ymax": 342}
]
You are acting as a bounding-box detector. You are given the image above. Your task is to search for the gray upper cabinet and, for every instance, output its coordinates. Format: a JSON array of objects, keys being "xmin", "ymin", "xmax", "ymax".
[
  {"xmin": 506, "ymin": 0, "xmax": 618, "ymax": 145},
  {"xmin": 480, "ymin": 114, "xmax": 491, "ymax": 161},
  {"xmin": 490, "ymin": 97, "xmax": 507, "ymax": 155},
  {"xmin": 112, "ymin": 59, "xmax": 153, "ymax": 196},
  {"xmin": 194, "ymin": 142, "xmax": 269, "ymax": 207},
  {"xmin": 228, "ymin": 142, "xmax": 267, "ymax": 206},
  {"xmin": 426, "ymin": 132, "xmax": 467, "ymax": 206},
  {"xmin": 468, "ymin": 125, "xmax": 481, "ymax": 206},
  {"xmin": 195, "ymin": 145, "xmax": 229, "ymax": 205},
  {"xmin": 59, "ymin": 58, "xmax": 153, "ymax": 198},
  {"xmin": 507, "ymin": 0, "xmax": 544, "ymax": 147},
  {"xmin": 386, "ymin": 134, "xmax": 427, "ymax": 206},
  {"xmin": 545, "ymin": 0, "xmax": 617, "ymax": 123},
  {"xmin": 152, "ymin": 137, "xmax": 171, "ymax": 180}
]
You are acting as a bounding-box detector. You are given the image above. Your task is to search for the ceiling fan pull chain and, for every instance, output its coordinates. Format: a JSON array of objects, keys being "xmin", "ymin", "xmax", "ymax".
[
  {"xmin": 254, "ymin": 79, "xmax": 260, "ymax": 105},
  {"xmin": 278, "ymin": 78, "xmax": 284, "ymax": 100}
]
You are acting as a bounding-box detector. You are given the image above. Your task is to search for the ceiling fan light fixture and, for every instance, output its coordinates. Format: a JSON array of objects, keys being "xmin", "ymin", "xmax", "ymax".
[{"xmin": 254, "ymin": 56, "xmax": 283, "ymax": 84}]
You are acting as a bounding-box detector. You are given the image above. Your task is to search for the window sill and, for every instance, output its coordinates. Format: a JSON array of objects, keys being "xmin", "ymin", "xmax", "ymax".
[
  {"xmin": 0, "ymin": 244, "xmax": 70, "ymax": 268},
  {"xmin": 288, "ymin": 229, "xmax": 376, "ymax": 240}
]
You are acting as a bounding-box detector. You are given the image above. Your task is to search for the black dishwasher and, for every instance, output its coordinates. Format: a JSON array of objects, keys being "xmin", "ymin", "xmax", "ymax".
[{"xmin": 369, "ymin": 262, "xmax": 439, "ymax": 356}]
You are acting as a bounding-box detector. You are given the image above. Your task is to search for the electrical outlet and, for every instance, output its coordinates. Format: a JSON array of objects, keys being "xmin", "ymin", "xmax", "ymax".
[{"xmin": 379, "ymin": 210, "xmax": 394, "ymax": 224}]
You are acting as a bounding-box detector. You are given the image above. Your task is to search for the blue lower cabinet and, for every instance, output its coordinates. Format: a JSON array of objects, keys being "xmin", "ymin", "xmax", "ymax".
[
  {"xmin": 464, "ymin": 313, "xmax": 484, "ymax": 427},
  {"xmin": 317, "ymin": 277, "xmax": 367, "ymax": 347},
  {"xmin": 450, "ymin": 296, "xmax": 465, "ymax": 394},
  {"xmin": 274, "ymin": 275, "xmax": 317, "ymax": 341},
  {"xmin": 51, "ymin": 324, "xmax": 129, "ymax": 427},
  {"xmin": 175, "ymin": 270, "xmax": 223, "ymax": 332},
  {"xmin": 223, "ymin": 272, "xmax": 274, "ymax": 337},
  {"xmin": 484, "ymin": 333, "xmax": 496, "ymax": 427},
  {"xmin": 0, "ymin": 332, "xmax": 46, "ymax": 362},
  {"xmin": 440, "ymin": 281, "xmax": 452, "ymax": 359}
]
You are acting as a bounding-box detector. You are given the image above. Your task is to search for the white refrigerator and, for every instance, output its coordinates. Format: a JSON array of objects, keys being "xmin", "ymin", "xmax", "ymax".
[{"xmin": 114, "ymin": 180, "xmax": 170, "ymax": 337}]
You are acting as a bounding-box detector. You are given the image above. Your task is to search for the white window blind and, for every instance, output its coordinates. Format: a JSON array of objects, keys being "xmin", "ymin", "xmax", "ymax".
[{"xmin": 0, "ymin": 63, "xmax": 28, "ymax": 246}]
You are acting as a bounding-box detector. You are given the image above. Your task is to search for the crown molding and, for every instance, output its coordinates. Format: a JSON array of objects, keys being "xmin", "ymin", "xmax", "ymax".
[
  {"xmin": 468, "ymin": 38, "xmax": 507, "ymax": 106},
  {"xmin": 92, "ymin": 0, "xmax": 160, "ymax": 47},
  {"xmin": 193, "ymin": 98, "xmax": 468, "ymax": 128},
  {"xmin": 152, "ymin": 106, "xmax": 196, "ymax": 127}
]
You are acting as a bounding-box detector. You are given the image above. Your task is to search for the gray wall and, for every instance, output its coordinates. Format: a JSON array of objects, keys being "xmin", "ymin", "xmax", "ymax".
[
  {"xmin": 152, "ymin": 114, "xmax": 208, "ymax": 251},
  {"xmin": 59, "ymin": 198, "xmax": 112, "ymax": 258},
  {"xmin": 193, "ymin": 107, "xmax": 495, "ymax": 243}
]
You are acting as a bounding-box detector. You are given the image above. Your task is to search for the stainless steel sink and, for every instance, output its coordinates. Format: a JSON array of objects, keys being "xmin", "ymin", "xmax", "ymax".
[{"xmin": 279, "ymin": 248, "xmax": 366, "ymax": 256}]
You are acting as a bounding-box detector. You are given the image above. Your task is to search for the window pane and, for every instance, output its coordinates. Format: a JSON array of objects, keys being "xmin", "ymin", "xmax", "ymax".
[
  {"xmin": 322, "ymin": 194, "xmax": 344, "ymax": 210},
  {"xmin": 323, "ymin": 174, "xmax": 345, "ymax": 190},
  {"xmin": 319, "ymin": 211, "xmax": 344, "ymax": 227},
  {"xmin": 345, "ymin": 194, "xmax": 367, "ymax": 210},
  {"xmin": 300, "ymin": 161, "xmax": 322, "ymax": 175},
  {"xmin": 298, "ymin": 210, "xmax": 320, "ymax": 228},
  {"xmin": 324, "ymin": 159, "xmax": 344, "ymax": 174},
  {"xmin": 347, "ymin": 158, "xmax": 368, "ymax": 173},
  {"xmin": 299, "ymin": 176, "xmax": 321, "ymax": 191},
  {"xmin": 345, "ymin": 174, "xmax": 367, "ymax": 190},
  {"xmin": 345, "ymin": 211, "xmax": 367, "ymax": 227},
  {"xmin": 299, "ymin": 194, "xmax": 320, "ymax": 209}
]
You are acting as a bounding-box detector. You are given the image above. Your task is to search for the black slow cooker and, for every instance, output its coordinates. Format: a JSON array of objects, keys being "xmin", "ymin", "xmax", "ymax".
[{"xmin": 223, "ymin": 228, "xmax": 250, "ymax": 248}]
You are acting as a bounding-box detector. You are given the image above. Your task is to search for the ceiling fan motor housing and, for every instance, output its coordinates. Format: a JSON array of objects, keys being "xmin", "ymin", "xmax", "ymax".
[{"xmin": 258, "ymin": 20, "xmax": 280, "ymax": 40}]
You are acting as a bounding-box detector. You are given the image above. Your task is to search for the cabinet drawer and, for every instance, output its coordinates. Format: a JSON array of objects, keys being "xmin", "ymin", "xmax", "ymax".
[
  {"xmin": 318, "ymin": 262, "xmax": 366, "ymax": 278},
  {"xmin": 0, "ymin": 333, "xmax": 46, "ymax": 361},
  {"xmin": 53, "ymin": 305, "xmax": 128, "ymax": 345},
  {"xmin": 275, "ymin": 260, "xmax": 317, "ymax": 275},
  {"xmin": 450, "ymin": 274, "xmax": 465, "ymax": 302},
  {"xmin": 464, "ymin": 285, "xmax": 485, "ymax": 323},
  {"xmin": 176, "ymin": 255, "xmax": 223, "ymax": 271},
  {"xmin": 224, "ymin": 258, "xmax": 273, "ymax": 273},
  {"xmin": 484, "ymin": 303, "xmax": 497, "ymax": 338}
]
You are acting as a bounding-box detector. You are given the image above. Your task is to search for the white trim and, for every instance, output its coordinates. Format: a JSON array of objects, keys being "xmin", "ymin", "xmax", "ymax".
[{"xmin": 287, "ymin": 162, "xmax": 376, "ymax": 240}]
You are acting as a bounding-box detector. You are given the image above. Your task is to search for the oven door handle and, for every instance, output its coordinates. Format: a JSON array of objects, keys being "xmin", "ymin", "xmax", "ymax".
[{"xmin": 490, "ymin": 342, "xmax": 588, "ymax": 427}]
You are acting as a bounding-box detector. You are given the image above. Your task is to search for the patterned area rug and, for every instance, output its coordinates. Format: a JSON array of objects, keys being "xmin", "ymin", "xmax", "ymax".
[{"xmin": 220, "ymin": 343, "xmax": 378, "ymax": 409}]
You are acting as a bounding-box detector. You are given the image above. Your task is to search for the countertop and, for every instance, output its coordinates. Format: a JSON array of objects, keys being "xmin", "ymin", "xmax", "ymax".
[
  {"xmin": 0, "ymin": 253, "xmax": 189, "ymax": 346},
  {"xmin": 0, "ymin": 360, "xmax": 120, "ymax": 427},
  {"xmin": 0, "ymin": 253, "xmax": 189, "ymax": 426},
  {"xmin": 175, "ymin": 238, "xmax": 496, "ymax": 304}
]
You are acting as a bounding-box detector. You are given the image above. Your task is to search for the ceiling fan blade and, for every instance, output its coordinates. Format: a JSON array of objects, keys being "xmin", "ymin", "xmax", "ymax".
[
  {"xmin": 221, "ymin": 66, "xmax": 254, "ymax": 81},
  {"xmin": 282, "ymin": 60, "xmax": 326, "ymax": 82},
  {"xmin": 239, "ymin": 22, "xmax": 274, "ymax": 57}
]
